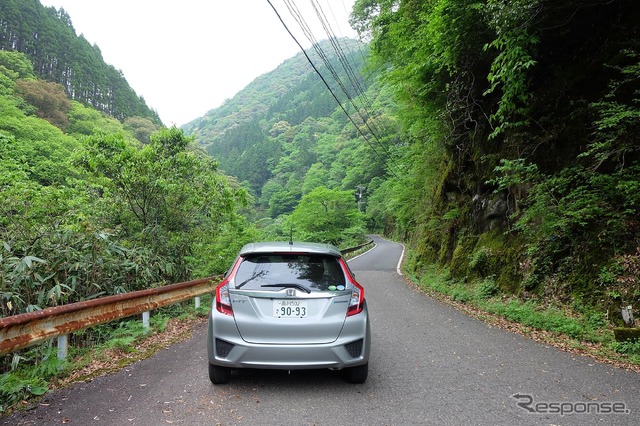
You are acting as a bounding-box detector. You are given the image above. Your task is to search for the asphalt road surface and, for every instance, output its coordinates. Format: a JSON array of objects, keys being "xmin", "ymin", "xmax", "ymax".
[{"xmin": 3, "ymin": 235, "xmax": 639, "ymax": 425}]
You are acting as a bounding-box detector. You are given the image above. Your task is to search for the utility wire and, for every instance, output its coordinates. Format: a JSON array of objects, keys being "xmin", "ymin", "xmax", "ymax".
[
  {"xmin": 270, "ymin": 0, "xmax": 399, "ymax": 176},
  {"xmin": 310, "ymin": 0, "xmax": 388, "ymax": 143},
  {"xmin": 266, "ymin": 0, "xmax": 395, "ymax": 176},
  {"xmin": 312, "ymin": 1, "xmax": 372, "ymax": 106},
  {"xmin": 298, "ymin": 0, "xmax": 397, "ymax": 166}
]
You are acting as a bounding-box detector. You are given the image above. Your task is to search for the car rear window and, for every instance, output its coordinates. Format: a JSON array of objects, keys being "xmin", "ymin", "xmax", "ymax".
[{"xmin": 233, "ymin": 254, "xmax": 347, "ymax": 292}]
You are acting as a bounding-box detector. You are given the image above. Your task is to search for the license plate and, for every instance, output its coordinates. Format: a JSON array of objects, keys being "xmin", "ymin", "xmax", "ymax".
[{"xmin": 274, "ymin": 300, "xmax": 308, "ymax": 318}]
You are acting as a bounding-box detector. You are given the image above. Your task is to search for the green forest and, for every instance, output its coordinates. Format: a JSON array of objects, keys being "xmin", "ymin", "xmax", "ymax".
[
  {"xmin": 0, "ymin": 46, "xmax": 253, "ymax": 316},
  {"xmin": 1, "ymin": 0, "xmax": 640, "ymax": 410},
  {"xmin": 183, "ymin": 37, "xmax": 384, "ymax": 240}
]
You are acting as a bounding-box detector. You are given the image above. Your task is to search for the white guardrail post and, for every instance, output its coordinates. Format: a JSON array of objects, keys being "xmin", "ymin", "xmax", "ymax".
[
  {"xmin": 57, "ymin": 335, "xmax": 68, "ymax": 360},
  {"xmin": 142, "ymin": 311, "xmax": 150, "ymax": 329}
]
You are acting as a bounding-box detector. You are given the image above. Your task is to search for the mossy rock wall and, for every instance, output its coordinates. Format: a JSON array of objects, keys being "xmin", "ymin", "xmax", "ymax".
[{"xmin": 449, "ymin": 229, "xmax": 524, "ymax": 292}]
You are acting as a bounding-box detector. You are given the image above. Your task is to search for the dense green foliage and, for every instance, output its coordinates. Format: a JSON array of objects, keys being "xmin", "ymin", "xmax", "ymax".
[
  {"xmin": 0, "ymin": 0, "xmax": 161, "ymax": 123},
  {"xmin": 0, "ymin": 50, "xmax": 250, "ymax": 319},
  {"xmin": 286, "ymin": 187, "xmax": 365, "ymax": 246},
  {"xmin": 350, "ymin": 0, "xmax": 640, "ymax": 314}
]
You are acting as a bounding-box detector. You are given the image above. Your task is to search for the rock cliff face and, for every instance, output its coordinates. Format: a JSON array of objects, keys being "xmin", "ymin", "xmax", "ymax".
[
  {"xmin": 425, "ymin": 179, "xmax": 527, "ymax": 291},
  {"xmin": 473, "ymin": 192, "xmax": 508, "ymax": 230}
]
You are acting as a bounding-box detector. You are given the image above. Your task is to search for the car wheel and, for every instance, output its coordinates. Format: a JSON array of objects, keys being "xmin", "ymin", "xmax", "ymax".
[
  {"xmin": 208, "ymin": 363, "xmax": 231, "ymax": 384},
  {"xmin": 343, "ymin": 363, "xmax": 368, "ymax": 384}
]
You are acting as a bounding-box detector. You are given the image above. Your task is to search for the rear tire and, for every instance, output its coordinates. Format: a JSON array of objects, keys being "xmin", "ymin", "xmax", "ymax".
[
  {"xmin": 343, "ymin": 363, "xmax": 368, "ymax": 384},
  {"xmin": 208, "ymin": 363, "xmax": 231, "ymax": 384}
]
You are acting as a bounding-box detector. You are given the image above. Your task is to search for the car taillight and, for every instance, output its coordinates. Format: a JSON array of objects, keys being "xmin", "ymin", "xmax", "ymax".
[
  {"xmin": 215, "ymin": 280, "xmax": 233, "ymax": 316},
  {"xmin": 340, "ymin": 258, "xmax": 364, "ymax": 316},
  {"xmin": 215, "ymin": 258, "xmax": 241, "ymax": 316},
  {"xmin": 347, "ymin": 283, "xmax": 364, "ymax": 316}
]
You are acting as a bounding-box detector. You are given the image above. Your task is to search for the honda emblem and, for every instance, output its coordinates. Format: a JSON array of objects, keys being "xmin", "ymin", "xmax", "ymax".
[{"xmin": 286, "ymin": 288, "xmax": 295, "ymax": 296}]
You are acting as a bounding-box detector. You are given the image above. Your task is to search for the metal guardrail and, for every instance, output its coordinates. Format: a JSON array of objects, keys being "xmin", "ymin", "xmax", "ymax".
[
  {"xmin": 0, "ymin": 239, "xmax": 375, "ymax": 358},
  {"xmin": 341, "ymin": 239, "xmax": 374, "ymax": 255},
  {"xmin": 0, "ymin": 276, "xmax": 220, "ymax": 357}
]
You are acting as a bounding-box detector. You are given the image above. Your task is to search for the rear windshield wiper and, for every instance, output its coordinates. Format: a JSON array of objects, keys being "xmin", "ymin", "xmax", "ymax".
[
  {"xmin": 236, "ymin": 270, "xmax": 267, "ymax": 289},
  {"xmin": 261, "ymin": 283, "xmax": 312, "ymax": 294}
]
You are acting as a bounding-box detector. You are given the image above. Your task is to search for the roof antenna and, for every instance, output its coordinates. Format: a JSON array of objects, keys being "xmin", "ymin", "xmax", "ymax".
[{"xmin": 289, "ymin": 226, "xmax": 293, "ymax": 245}]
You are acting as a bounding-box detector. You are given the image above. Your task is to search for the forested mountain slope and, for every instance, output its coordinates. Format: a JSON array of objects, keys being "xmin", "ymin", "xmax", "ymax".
[
  {"xmin": 183, "ymin": 38, "xmax": 367, "ymax": 144},
  {"xmin": 0, "ymin": 0, "xmax": 160, "ymax": 123},
  {"xmin": 184, "ymin": 38, "xmax": 396, "ymax": 226}
]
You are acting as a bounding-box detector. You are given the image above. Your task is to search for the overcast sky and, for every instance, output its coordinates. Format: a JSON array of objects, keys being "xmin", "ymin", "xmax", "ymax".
[{"xmin": 38, "ymin": 0, "xmax": 357, "ymax": 126}]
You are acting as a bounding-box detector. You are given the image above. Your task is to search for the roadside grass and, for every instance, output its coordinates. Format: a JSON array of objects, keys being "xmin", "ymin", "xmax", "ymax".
[
  {"xmin": 409, "ymin": 266, "xmax": 640, "ymax": 369},
  {"xmin": 0, "ymin": 294, "xmax": 212, "ymax": 415}
]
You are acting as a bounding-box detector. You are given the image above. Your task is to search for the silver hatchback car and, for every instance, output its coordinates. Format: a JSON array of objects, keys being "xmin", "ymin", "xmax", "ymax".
[{"xmin": 207, "ymin": 241, "xmax": 371, "ymax": 384}]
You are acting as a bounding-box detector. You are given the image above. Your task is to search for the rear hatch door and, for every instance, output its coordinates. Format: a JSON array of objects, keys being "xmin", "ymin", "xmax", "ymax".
[{"xmin": 230, "ymin": 288, "xmax": 351, "ymax": 344}]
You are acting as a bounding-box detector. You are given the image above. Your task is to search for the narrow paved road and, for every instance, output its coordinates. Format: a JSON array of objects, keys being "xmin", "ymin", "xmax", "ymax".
[{"xmin": 4, "ymin": 236, "xmax": 639, "ymax": 425}]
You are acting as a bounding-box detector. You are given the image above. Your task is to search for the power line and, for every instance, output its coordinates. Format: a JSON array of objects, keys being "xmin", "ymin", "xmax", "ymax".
[
  {"xmin": 309, "ymin": 0, "xmax": 390, "ymax": 150},
  {"xmin": 290, "ymin": 0, "xmax": 385, "ymax": 141},
  {"xmin": 266, "ymin": 0, "xmax": 399, "ymax": 177},
  {"xmin": 305, "ymin": 0, "xmax": 400, "ymax": 170}
]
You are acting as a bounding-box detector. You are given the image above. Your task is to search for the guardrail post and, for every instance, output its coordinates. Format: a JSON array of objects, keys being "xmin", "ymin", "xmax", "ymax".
[
  {"xmin": 57, "ymin": 335, "xmax": 68, "ymax": 360},
  {"xmin": 195, "ymin": 296, "xmax": 201, "ymax": 309},
  {"xmin": 142, "ymin": 311, "xmax": 150, "ymax": 329}
]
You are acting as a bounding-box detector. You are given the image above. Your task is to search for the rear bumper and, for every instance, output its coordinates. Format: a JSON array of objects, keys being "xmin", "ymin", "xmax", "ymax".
[{"xmin": 207, "ymin": 302, "xmax": 371, "ymax": 370}]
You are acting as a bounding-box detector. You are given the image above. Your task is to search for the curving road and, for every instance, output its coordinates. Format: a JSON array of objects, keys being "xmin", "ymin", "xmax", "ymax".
[{"xmin": 4, "ymin": 235, "xmax": 639, "ymax": 425}]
